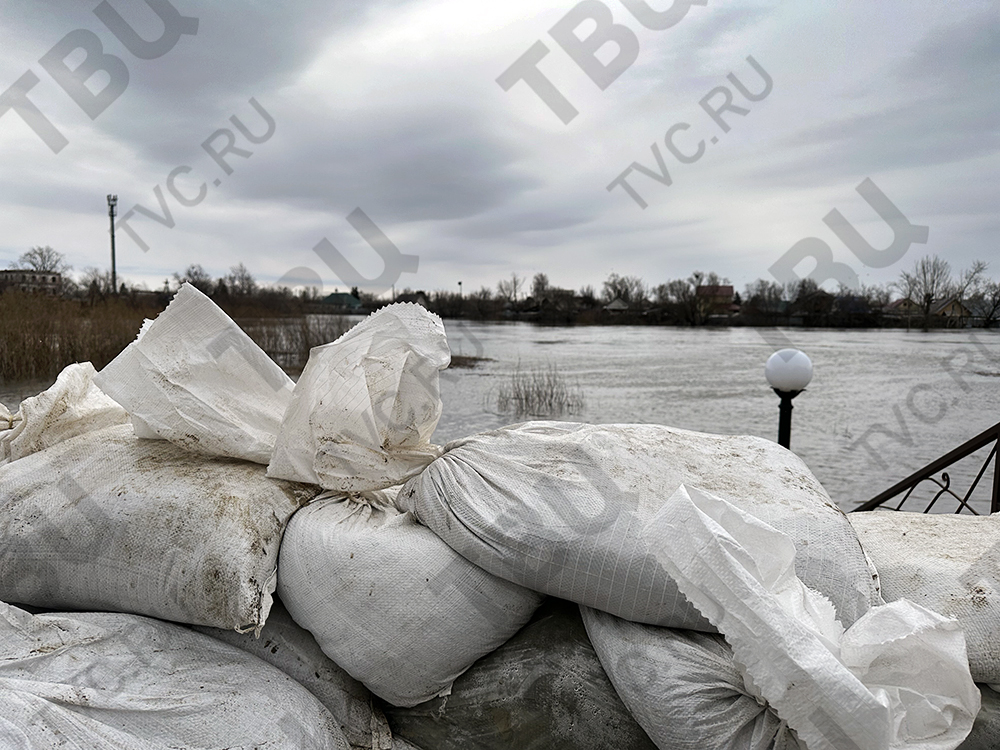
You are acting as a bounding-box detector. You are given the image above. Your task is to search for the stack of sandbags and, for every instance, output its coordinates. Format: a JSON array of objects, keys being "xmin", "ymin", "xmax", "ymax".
[
  {"xmin": 277, "ymin": 489, "xmax": 543, "ymax": 707},
  {"xmin": 0, "ymin": 600, "xmax": 348, "ymax": 749},
  {"xmin": 0, "ymin": 422, "xmax": 315, "ymax": 632},
  {"xmin": 382, "ymin": 598, "xmax": 657, "ymax": 750},
  {"xmin": 849, "ymin": 511, "xmax": 1000, "ymax": 684},
  {"xmin": 399, "ymin": 421, "xmax": 881, "ymax": 630},
  {"xmin": 0, "ymin": 292, "xmax": 464, "ymax": 748}
]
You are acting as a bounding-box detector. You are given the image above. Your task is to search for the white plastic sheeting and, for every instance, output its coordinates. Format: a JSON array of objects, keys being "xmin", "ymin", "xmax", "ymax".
[
  {"xmin": 645, "ymin": 485, "xmax": 980, "ymax": 750},
  {"xmin": 0, "ymin": 362, "xmax": 127, "ymax": 466},
  {"xmin": 277, "ymin": 490, "xmax": 543, "ymax": 707},
  {"xmin": 268, "ymin": 303, "xmax": 450, "ymax": 492},
  {"xmin": 399, "ymin": 421, "xmax": 880, "ymax": 630},
  {"xmin": 0, "ymin": 423, "xmax": 316, "ymax": 632},
  {"xmin": 0, "ymin": 601, "xmax": 348, "ymax": 750},
  {"xmin": 96, "ymin": 283, "xmax": 294, "ymax": 464}
]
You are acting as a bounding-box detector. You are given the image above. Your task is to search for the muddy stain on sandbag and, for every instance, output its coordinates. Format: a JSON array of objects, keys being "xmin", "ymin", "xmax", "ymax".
[{"xmin": 0, "ymin": 424, "xmax": 318, "ymax": 631}]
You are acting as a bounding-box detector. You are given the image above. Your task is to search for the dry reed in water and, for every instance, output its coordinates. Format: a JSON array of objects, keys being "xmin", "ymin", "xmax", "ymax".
[{"xmin": 495, "ymin": 363, "xmax": 585, "ymax": 417}]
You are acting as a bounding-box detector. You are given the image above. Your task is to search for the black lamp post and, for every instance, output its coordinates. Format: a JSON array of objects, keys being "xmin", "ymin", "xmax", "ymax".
[
  {"xmin": 107, "ymin": 194, "xmax": 118, "ymax": 295},
  {"xmin": 765, "ymin": 349, "xmax": 813, "ymax": 450}
]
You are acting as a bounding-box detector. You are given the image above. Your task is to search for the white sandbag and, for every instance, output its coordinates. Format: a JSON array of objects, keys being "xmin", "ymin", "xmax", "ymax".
[
  {"xmin": 850, "ymin": 511, "xmax": 1000, "ymax": 683},
  {"xmin": 0, "ymin": 601, "xmax": 347, "ymax": 750},
  {"xmin": 0, "ymin": 423, "xmax": 316, "ymax": 632},
  {"xmin": 195, "ymin": 598, "xmax": 396, "ymax": 750},
  {"xmin": 399, "ymin": 421, "xmax": 879, "ymax": 629},
  {"xmin": 644, "ymin": 484, "xmax": 979, "ymax": 750},
  {"xmin": 383, "ymin": 598, "xmax": 657, "ymax": 750},
  {"xmin": 277, "ymin": 490, "xmax": 543, "ymax": 707},
  {"xmin": 95, "ymin": 283, "xmax": 294, "ymax": 464},
  {"xmin": 582, "ymin": 608, "xmax": 797, "ymax": 750},
  {"xmin": 268, "ymin": 303, "xmax": 449, "ymax": 492},
  {"xmin": 0, "ymin": 361, "xmax": 128, "ymax": 465}
]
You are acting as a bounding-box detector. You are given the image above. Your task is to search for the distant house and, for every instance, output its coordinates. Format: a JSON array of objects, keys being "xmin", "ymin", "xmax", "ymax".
[
  {"xmin": 884, "ymin": 297, "xmax": 920, "ymax": 318},
  {"xmin": 322, "ymin": 291, "xmax": 363, "ymax": 311},
  {"xmin": 695, "ymin": 284, "xmax": 735, "ymax": 317},
  {"xmin": 603, "ymin": 297, "xmax": 629, "ymax": 313},
  {"xmin": 0, "ymin": 269, "xmax": 61, "ymax": 295},
  {"xmin": 538, "ymin": 287, "xmax": 576, "ymax": 311},
  {"xmin": 930, "ymin": 297, "xmax": 971, "ymax": 326}
]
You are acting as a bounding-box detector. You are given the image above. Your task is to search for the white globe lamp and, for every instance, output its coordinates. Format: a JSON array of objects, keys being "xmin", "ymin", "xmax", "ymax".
[{"xmin": 764, "ymin": 349, "xmax": 812, "ymax": 449}]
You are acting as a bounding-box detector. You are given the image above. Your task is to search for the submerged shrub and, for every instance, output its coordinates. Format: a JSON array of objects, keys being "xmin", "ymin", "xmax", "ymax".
[{"xmin": 495, "ymin": 363, "xmax": 584, "ymax": 418}]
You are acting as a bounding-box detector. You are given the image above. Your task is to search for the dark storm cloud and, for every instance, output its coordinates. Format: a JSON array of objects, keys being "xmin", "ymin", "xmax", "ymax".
[{"xmin": 0, "ymin": 1, "xmax": 419, "ymax": 164}]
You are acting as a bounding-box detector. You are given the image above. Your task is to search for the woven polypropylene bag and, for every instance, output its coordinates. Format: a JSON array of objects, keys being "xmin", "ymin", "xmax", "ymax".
[
  {"xmin": 644, "ymin": 485, "xmax": 979, "ymax": 750},
  {"xmin": 277, "ymin": 491, "xmax": 542, "ymax": 707},
  {"xmin": 850, "ymin": 511, "xmax": 1000, "ymax": 683},
  {"xmin": 0, "ymin": 601, "xmax": 348, "ymax": 750},
  {"xmin": 0, "ymin": 423, "xmax": 316, "ymax": 632},
  {"xmin": 399, "ymin": 421, "xmax": 880, "ymax": 630},
  {"xmin": 383, "ymin": 598, "xmax": 657, "ymax": 750},
  {"xmin": 195, "ymin": 599, "xmax": 396, "ymax": 750},
  {"xmin": 96, "ymin": 283, "xmax": 294, "ymax": 464},
  {"xmin": 268, "ymin": 303, "xmax": 449, "ymax": 492},
  {"xmin": 582, "ymin": 607, "xmax": 797, "ymax": 750},
  {"xmin": 0, "ymin": 362, "xmax": 128, "ymax": 466}
]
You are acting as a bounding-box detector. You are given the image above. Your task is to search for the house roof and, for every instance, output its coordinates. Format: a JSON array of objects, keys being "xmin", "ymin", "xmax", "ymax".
[
  {"xmin": 930, "ymin": 296, "xmax": 971, "ymax": 316},
  {"xmin": 322, "ymin": 292, "xmax": 362, "ymax": 308},
  {"xmin": 604, "ymin": 297, "xmax": 629, "ymax": 311}
]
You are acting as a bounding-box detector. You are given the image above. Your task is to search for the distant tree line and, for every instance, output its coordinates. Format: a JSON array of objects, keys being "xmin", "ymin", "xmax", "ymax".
[{"xmin": 6, "ymin": 246, "xmax": 1000, "ymax": 329}]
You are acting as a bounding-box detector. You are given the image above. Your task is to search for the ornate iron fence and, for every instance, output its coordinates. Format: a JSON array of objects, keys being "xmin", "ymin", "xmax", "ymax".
[{"xmin": 852, "ymin": 421, "xmax": 1000, "ymax": 514}]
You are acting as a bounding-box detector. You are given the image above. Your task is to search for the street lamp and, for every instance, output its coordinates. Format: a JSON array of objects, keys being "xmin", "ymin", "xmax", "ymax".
[
  {"xmin": 765, "ymin": 348, "xmax": 812, "ymax": 450},
  {"xmin": 458, "ymin": 280, "xmax": 463, "ymax": 298},
  {"xmin": 107, "ymin": 194, "xmax": 118, "ymax": 295}
]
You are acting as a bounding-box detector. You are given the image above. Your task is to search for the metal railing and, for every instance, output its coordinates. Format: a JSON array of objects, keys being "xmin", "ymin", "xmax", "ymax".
[{"xmin": 853, "ymin": 420, "xmax": 1000, "ymax": 514}]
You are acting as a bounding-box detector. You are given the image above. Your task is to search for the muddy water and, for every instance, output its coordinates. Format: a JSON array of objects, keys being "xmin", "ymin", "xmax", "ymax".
[{"xmin": 436, "ymin": 323, "xmax": 1000, "ymax": 513}]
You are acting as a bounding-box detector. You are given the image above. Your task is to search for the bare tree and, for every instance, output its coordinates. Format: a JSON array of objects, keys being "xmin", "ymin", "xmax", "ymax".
[
  {"xmin": 898, "ymin": 255, "xmax": 952, "ymax": 330},
  {"xmin": 469, "ymin": 286, "xmax": 495, "ymax": 319},
  {"xmin": 497, "ymin": 272, "xmax": 523, "ymax": 305},
  {"xmin": 970, "ymin": 280, "xmax": 1000, "ymax": 329},
  {"xmin": 858, "ymin": 282, "xmax": 892, "ymax": 311},
  {"xmin": 174, "ymin": 264, "xmax": 215, "ymax": 295},
  {"xmin": 79, "ymin": 266, "xmax": 114, "ymax": 297},
  {"xmin": 223, "ymin": 262, "xmax": 257, "ymax": 297},
  {"xmin": 531, "ymin": 272, "xmax": 550, "ymax": 300},
  {"xmin": 664, "ymin": 277, "xmax": 698, "ymax": 324},
  {"xmin": 16, "ymin": 245, "xmax": 71, "ymax": 274},
  {"xmin": 955, "ymin": 260, "xmax": 988, "ymax": 303},
  {"xmin": 785, "ymin": 278, "xmax": 819, "ymax": 302},
  {"xmin": 741, "ymin": 279, "xmax": 785, "ymax": 324},
  {"xmin": 600, "ymin": 273, "xmax": 646, "ymax": 305}
]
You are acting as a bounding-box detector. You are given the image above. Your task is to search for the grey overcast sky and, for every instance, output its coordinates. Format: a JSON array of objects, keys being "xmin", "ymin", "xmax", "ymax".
[{"xmin": 0, "ymin": 1, "xmax": 996, "ymax": 298}]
